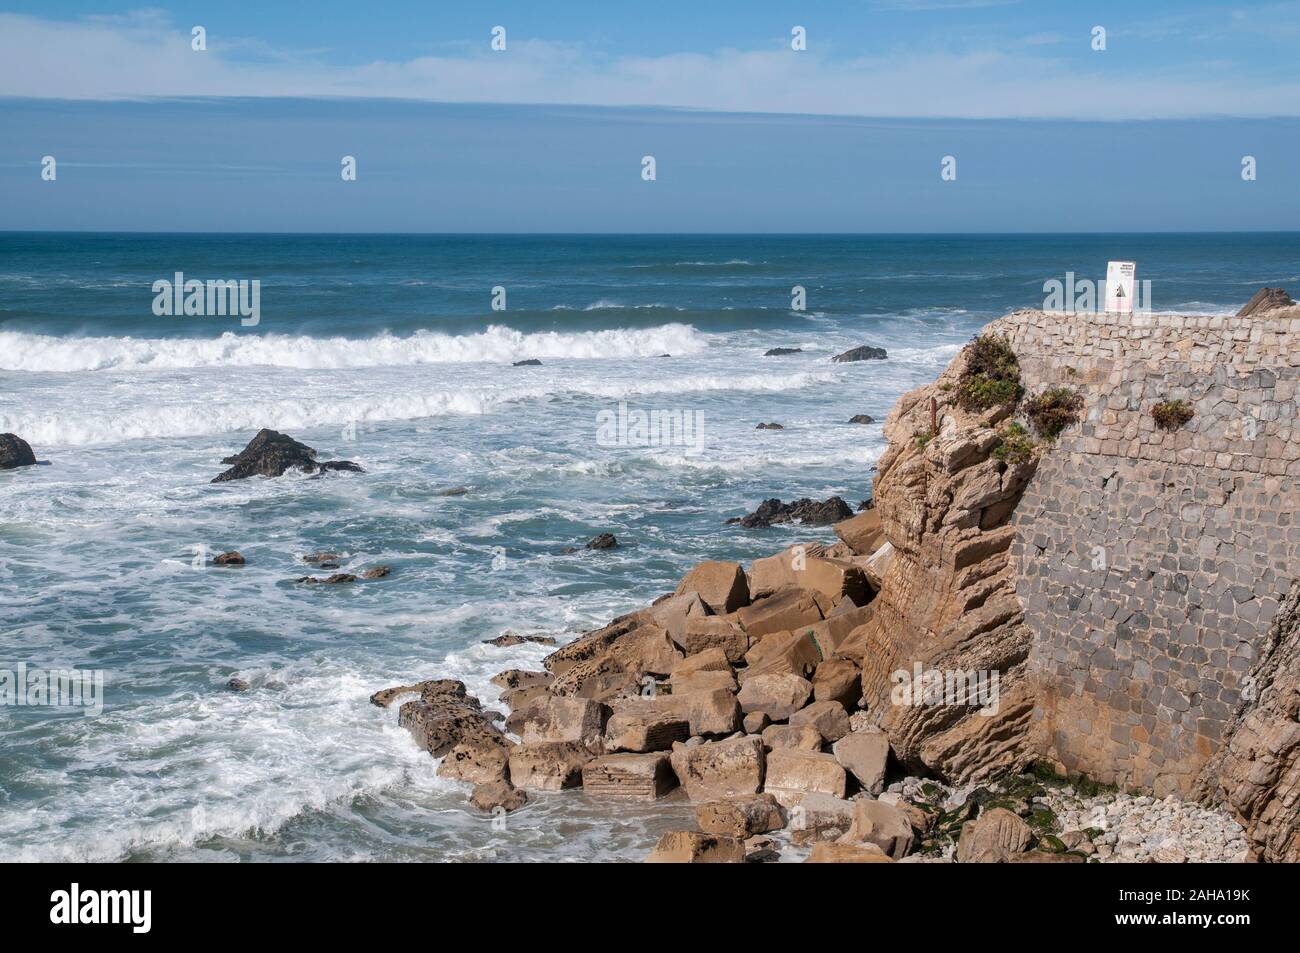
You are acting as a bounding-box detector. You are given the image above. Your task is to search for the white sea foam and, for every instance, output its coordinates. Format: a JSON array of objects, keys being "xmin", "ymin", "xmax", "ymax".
[
  {"xmin": 0, "ymin": 324, "xmax": 709, "ymax": 373},
  {"xmin": 1, "ymin": 368, "xmax": 842, "ymax": 446}
]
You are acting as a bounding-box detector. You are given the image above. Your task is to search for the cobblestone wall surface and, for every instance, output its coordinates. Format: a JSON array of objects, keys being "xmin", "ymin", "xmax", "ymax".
[{"xmin": 996, "ymin": 308, "xmax": 1300, "ymax": 796}]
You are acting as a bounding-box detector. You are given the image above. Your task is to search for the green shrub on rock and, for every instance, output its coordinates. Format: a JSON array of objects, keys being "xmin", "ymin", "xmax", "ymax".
[
  {"xmin": 957, "ymin": 334, "xmax": 1022, "ymax": 412},
  {"xmin": 991, "ymin": 421, "xmax": 1037, "ymax": 464},
  {"xmin": 1023, "ymin": 386, "xmax": 1084, "ymax": 441}
]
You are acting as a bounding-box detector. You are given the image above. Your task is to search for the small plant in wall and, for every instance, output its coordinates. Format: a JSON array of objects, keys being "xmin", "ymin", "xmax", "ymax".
[
  {"xmin": 1151, "ymin": 398, "xmax": 1194, "ymax": 431},
  {"xmin": 991, "ymin": 421, "xmax": 1037, "ymax": 464},
  {"xmin": 1023, "ymin": 386, "xmax": 1084, "ymax": 441}
]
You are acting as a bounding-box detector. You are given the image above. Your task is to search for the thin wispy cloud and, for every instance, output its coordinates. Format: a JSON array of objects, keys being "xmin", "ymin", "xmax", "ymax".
[{"xmin": 1, "ymin": 11, "xmax": 1298, "ymax": 118}]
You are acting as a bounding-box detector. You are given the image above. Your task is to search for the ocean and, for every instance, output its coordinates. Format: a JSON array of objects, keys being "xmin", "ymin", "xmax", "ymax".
[{"xmin": 1, "ymin": 231, "xmax": 1297, "ymax": 862}]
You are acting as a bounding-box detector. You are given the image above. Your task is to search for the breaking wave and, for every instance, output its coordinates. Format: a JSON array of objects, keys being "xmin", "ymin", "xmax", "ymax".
[{"xmin": 0, "ymin": 324, "xmax": 710, "ymax": 373}]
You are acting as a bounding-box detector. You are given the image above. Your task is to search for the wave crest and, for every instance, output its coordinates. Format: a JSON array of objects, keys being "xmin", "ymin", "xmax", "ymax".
[{"xmin": 0, "ymin": 324, "xmax": 708, "ymax": 373}]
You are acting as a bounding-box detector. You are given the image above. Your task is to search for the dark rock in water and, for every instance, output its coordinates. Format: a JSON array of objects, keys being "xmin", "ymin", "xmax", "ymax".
[
  {"xmin": 303, "ymin": 551, "xmax": 342, "ymax": 565},
  {"xmin": 658, "ymin": 353, "xmax": 672, "ymax": 358},
  {"xmin": 297, "ymin": 572, "xmax": 359, "ymax": 585},
  {"xmin": 0, "ymin": 434, "xmax": 37, "ymax": 470},
  {"xmin": 227, "ymin": 677, "xmax": 251, "ymax": 692},
  {"xmin": 513, "ymin": 359, "xmax": 542, "ymax": 366},
  {"xmin": 756, "ymin": 422, "xmax": 784, "ymax": 430},
  {"xmin": 437, "ymin": 486, "xmax": 470, "ymax": 496},
  {"xmin": 483, "ymin": 632, "xmax": 559, "ymax": 648},
  {"xmin": 831, "ymin": 346, "xmax": 887, "ymax": 363},
  {"xmin": 361, "ymin": 565, "xmax": 391, "ymax": 580},
  {"xmin": 1237, "ymin": 287, "xmax": 1295, "ymax": 317},
  {"xmin": 765, "ymin": 347, "xmax": 803, "ymax": 357},
  {"xmin": 561, "ymin": 533, "xmax": 620, "ymax": 553},
  {"xmin": 726, "ymin": 496, "xmax": 854, "ymax": 528},
  {"xmin": 370, "ymin": 678, "xmax": 467, "ymax": 709},
  {"xmin": 213, "ymin": 551, "xmax": 245, "ymax": 566},
  {"xmin": 212, "ymin": 429, "xmax": 362, "ymax": 483},
  {"xmin": 848, "ymin": 414, "xmax": 875, "ymax": 424}
]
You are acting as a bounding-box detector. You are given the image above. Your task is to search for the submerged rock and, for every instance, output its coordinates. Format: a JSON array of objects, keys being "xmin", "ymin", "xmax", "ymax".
[
  {"xmin": 561, "ymin": 533, "xmax": 619, "ymax": 554},
  {"xmin": 213, "ymin": 551, "xmax": 245, "ymax": 566},
  {"xmin": 831, "ymin": 345, "xmax": 887, "ymax": 363},
  {"xmin": 764, "ymin": 347, "xmax": 802, "ymax": 357},
  {"xmin": 482, "ymin": 632, "xmax": 559, "ymax": 648},
  {"xmin": 848, "ymin": 414, "xmax": 875, "ymax": 424},
  {"xmin": 296, "ymin": 572, "xmax": 358, "ymax": 584},
  {"xmin": 0, "ymin": 434, "xmax": 37, "ymax": 470},
  {"xmin": 513, "ymin": 358, "xmax": 542, "ymax": 366},
  {"xmin": 756, "ymin": 422, "xmax": 784, "ymax": 430},
  {"xmin": 212, "ymin": 429, "xmax": 362, "ymax": 483}
]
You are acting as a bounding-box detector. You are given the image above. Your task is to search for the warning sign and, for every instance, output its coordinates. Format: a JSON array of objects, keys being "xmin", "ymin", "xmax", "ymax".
[{"xmin": 1105, "ymin": 261, "xmax": 1136, "ymax": 314}]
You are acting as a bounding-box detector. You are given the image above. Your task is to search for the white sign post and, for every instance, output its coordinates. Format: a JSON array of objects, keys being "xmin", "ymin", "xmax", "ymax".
[{"xmin": 1105, "ymin": 261, "xmax": 1136, "ymax": 314}]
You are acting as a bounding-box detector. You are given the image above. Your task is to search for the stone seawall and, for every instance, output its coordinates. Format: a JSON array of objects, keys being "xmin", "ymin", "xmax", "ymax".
[{"xmin": 998, "ymin": 307, "xmax": 1300, "ymax": 798}]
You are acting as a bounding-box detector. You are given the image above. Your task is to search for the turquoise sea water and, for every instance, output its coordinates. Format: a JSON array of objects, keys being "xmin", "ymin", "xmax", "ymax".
[{"xmin": 1, "ymin": 232, "xmax": 1296, "ymax": 861}]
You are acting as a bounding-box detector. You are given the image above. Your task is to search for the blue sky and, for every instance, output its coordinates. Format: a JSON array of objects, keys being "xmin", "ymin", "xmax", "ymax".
[{"xmin": 1, "ymin": 2, "xmax": 1297, "ymax": 231}]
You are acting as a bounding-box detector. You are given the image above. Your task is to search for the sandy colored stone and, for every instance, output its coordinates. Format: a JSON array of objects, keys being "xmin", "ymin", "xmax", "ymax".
[
  {"xmin": 737, "ymin": 672, "xmax": 812, "ymax": 721},
  {"xmin": 833, "ymin": 729, "xmax": 890, "ymax": 795},
  {"xmin": 841, "ymin": 798, "xmax": 915, "ymax": 859},
  {"xmin": 789, "ymin": 700, "xmax": 851, "ymax": 743},
  {"xmin": 764, "ymin": 748, "xmax": 848, "ymax": 802},
  {"xmin": 956, "ymin": 807, "xmax": 1033, "ymax": 863},
  {"xmin": 668, "ymin": 735, "xmax": 765, "ymax": 801},
  {"xmin": 507, "ymin": 741, "xmax": 594, "ymax": 792},
  {"xmin": 833, "ymin": 508, "xmax": 884, "ymax": 556},
  {"xmin": 645, "ymin": 831, "xmax": 745, "ymax": 864},
  {"xmin": 806, "ymin": 841, "xmax": 893, "ymax": 863},
  {"xmin": 695, "ymin": 793, "xmax": 787, "ymax": 838},
  {"xmin": 676, "ymin": 560, "xmax": 751, "ymax": 614},
  {"xmin": 581, "ymin": 752, "xmax": 677, "ymax": 800}
]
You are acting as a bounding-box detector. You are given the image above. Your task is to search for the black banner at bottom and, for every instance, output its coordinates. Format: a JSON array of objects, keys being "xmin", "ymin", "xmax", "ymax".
[{"xmin": 2, "ymin": 861, "xmax": 1275, "ymax": 939}]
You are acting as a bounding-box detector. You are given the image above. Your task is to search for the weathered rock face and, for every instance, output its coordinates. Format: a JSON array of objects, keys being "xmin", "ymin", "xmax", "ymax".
[
  {"xmin": 1198, "ymin": 580, "xmax": 1300, "ymax": 863},
  {"xmin": 212, "ymin": 429, "xmax": 362, "ymax": 482},
  {"xmin": 854, "ymin": 341, "xmax": 1039, "ymax": 785},
  {"xmin": 0, "ymin": 434, "xmax": 37, "ymax": 470}
]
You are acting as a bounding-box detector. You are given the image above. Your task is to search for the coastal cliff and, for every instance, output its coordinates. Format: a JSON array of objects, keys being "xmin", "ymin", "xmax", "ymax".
[
  {"xmin": 860, "ymin": 302, "xmax": 1300, "ymax": 859},
  {"xmin": 375, "ymin": 296, "xmax": 1300, "ymax": 862}
]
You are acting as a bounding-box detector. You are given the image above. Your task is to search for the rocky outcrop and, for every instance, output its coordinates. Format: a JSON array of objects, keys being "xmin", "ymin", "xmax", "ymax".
[
  {"xmin": 853, "ymin": 341, "xmax": 1039, "ymax": 785},
  {"xmin": 1197, "ymin": 579, "xmax": 1300, "ymax": 863},
  {"xmin": 1236, "ymin": 286, "xmax": 1295, "ymax": 317},
  {"xmin": 212, "ymin": 429, "xmax": 362, "ymax": 483},
  {"xmin": 0, "ymin": 433, "xmax": 37, "ymax": 470}
]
